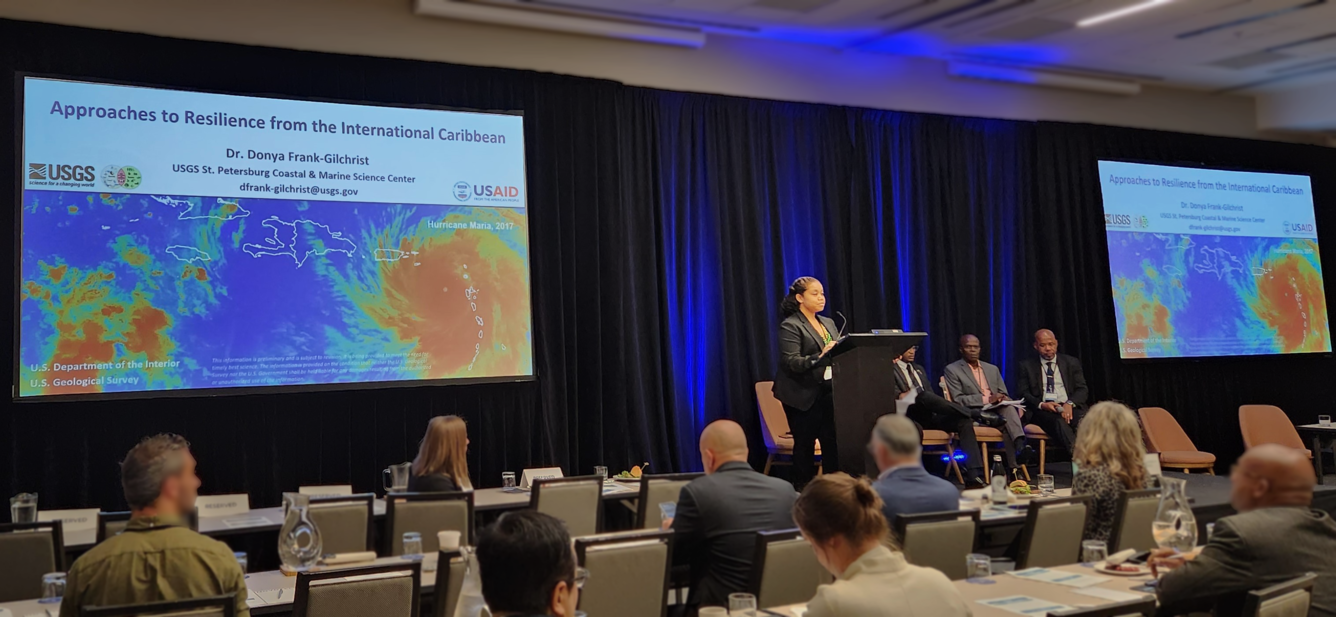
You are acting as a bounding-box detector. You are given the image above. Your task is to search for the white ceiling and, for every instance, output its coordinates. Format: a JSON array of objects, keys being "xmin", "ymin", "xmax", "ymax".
[{"xmin": 471, "ymin": 0, "xmax": 1336, "ymax": 93}]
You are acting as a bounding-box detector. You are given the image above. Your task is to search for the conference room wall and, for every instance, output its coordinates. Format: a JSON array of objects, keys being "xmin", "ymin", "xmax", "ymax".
[
  {"xmin": 3, "ymin": 20, "xmax": 1333, "ymax": 511},
  {"xmin": 0, "ymin": 0, "xmax": 1277, "ymax": 142}
]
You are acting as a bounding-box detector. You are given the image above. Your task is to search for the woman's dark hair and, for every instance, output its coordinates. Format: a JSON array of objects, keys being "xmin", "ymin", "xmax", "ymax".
[
  {"xmin": 476, "ymin": 510, "xmax": 576, "ymax": 613},
  {"xmin": 780, "ymin": 276, "xmax": 819, "ymax": 317},
  {"xmin": 793, "ymin": 472, "xmax": 891, "ymax": 548}
]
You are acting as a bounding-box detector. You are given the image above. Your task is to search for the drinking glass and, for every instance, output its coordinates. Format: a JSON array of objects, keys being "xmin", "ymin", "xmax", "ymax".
[
  {"xmin": 502, "ymin": 472, "xmax": 517, "ymax": 490},
  {"xmin": 1082, "ymin": 540, "xmax": 1108, "ymax": 564},
  {"xmin": 727, "ymin": 593, "xmax": 757, "ymax": 617},
  {"xmin": 10, "ymin": 492, "xmax": 37, "ymax": 523},
  {"xmin": 594, "ymin": 466, "xmax": 608, "ymax": 482},
  {"xmin": 1037, "ymin": 474, "xmax": 1055, "ymax": 496},
  {"xmin": 39, "ymin": 572, "xmax": 65, "ymax": 604},
  {"xmin": 402, "ymin": 532, "xmax": 423, "ymax": 560},
  {"xmin": 966, "ymin": 553, "xmax": 992, "ymax": 579},
  {"xmin": 234, "ymin": 551, "xmax": 249, "ymax": 574},
  {"xmin": 1320, "ymin": 415, "xmax": 1332, "ymax": 426},
  {"xmin": 659, "ymin": 502, "xmax": 677, "ymax": 522}
]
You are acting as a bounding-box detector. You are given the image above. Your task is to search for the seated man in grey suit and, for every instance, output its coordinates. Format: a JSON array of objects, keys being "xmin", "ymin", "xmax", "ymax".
[
  {"xmin": 943, "ymin": 334, "xmax": 1025, "ymax": 474},
  {"xmin": 666, "ymin": 420, "xmax": 797, "ymax": 609},
  {"xmin": 870, "ymin": 414, "xmax": 961, "ymax": 525},
  {"xmin": 1015, "ymin": 329, "xmax": 1088, "ymax": 456},
  {"xmin": 1151, "ymin": 444, "xmax": 1336, "ymax": 617}
]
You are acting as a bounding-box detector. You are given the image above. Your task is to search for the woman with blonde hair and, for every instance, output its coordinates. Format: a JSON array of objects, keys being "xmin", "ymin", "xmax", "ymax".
[
  {"xmin": 408, "ymin": 415, "xmax": 474, "ymax": 492},
  {"xmin": 1072, "ymin": 401, "xmax": 1148, "ymax": 542},
  {"xmin": 793, "ymin": 473, "xmax": 970, "ymax": 617}
]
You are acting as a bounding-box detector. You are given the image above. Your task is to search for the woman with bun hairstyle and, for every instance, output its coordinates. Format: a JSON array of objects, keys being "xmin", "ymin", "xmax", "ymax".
[
  {"xmin": 772, "ymin": 276, "xmax": 841, "ymax": 489},
  {"xmin": 794, "ymin": 473, "xmax": 971, "ymax": 617}
]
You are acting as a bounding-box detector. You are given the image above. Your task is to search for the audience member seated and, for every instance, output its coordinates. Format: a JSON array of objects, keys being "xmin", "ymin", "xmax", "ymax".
[
  {"xmin": 893, "ymin": 346, "xmax": 986, "ymax": 485},
  {"xmin": 943, "ymin": 334, "xmax": 1025, "ymax": 474},
  {"xmin": 666, "ymin": 419, "xmax": 797, "ymax": 608},
  {"xmin": 408, "ymin": 415, "xmax": 474, "ymax": 492},
  {"xmin": 1016, "ymin": 329, "xmax": 1089, "ymax": 456},
  {"xmin": 1151, "ymin": 444, "xmax": 1336, "ymax": 617},
  {"xmin": 869, "ymin": 414, "xmax": 962, "ymax": 524},
  {"xmin": 794, "ymin": 473, "xmax": 971, "ymax": 617},
  {"xmin": 60, "ymin": 435, "xmax": 248, "ymax": 617},
  {"xmin": 1071, "ymin": 402, "xmax": 1148, "ymax": 543},
  {"xmin": 476, "ymin": 510, "xmax": 584, "ymax": 617}
]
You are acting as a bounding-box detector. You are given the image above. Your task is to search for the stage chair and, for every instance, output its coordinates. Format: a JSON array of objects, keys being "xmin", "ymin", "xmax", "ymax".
[
  {"xmin": 308, "ymin": 493, "xmax": 375, "ymax": 554},
  {"xmin": 1016, "ymin": 495, "xmax": 1091, "ymax": 569},
  {"xmin": 1139, "ymin": 407, "xmax": 1216, "ymax": 474},
  {"xmin": 384, "ymin": 491, "xmax": 474, "ymax": 556},
  {"xmin": 635, "ymin": 472, "xmax": 703, "ymax": 530},
  {"xmin": 0, "ymin": 520, "xmax": 63, "ymax": 602},
  {"xmin": 1051, "ymin": 598, "xmax": 1156, "ymax": 617},
  {"xmin": 893, "ymin": 510, "xmax": 980, "ymax": 580},
  {"xmin": 1239, "ymin": 405, "xmax": 1312, "ymax": 459},
  {"xmin": 1107, "ymin": 488, "xmax": 1161, "ymax": 553},
  {"xmin": 755, "ymin": 382, "xmax": 822, "ymax": 476},
  {"xmin": 922, "ymin": 429, "xmax": 965, "ymax": 484},
  {"xmin": 431, "ymin": 549, "xmax": 467, "ymax": 617},
  {"xmin": 1023, "ymin": 424, "xmax": 1050, "ymax": 475},
  {"xmin": 1242, "ymin": 572, "xmax": 1317, "ymax": 617},
  {"xmin": 98, "ymin": 509, "xmax": 199, "ymax": 543},
  {"xmin": 82, "ymin": 594, "xmax": 236, "ymax": 617},
  {"xmin": 532, "ymin": 476, "xmax": 603, "ymax": 537},
  {"xmin": 293, "ymin": 562, "xmax": 421, "ymax": 617},
  {"xmin": 748, "ymin": 528, "xmax": 833, "ymax": 608},
  {"xmin": 575, "ymin": 530, "xmax": 673, "ymax": 617}
]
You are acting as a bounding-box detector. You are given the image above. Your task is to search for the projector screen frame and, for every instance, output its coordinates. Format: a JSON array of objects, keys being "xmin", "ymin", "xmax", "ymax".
[{"xmin": 12, "ymin": 71, "xmax": 539, "ymax": 403}]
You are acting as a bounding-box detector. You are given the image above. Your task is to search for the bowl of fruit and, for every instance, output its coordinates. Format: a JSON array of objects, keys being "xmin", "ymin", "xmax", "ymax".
[{"xmin": 614, "ymin": 462, "xmax": 649, "ymax": 482}]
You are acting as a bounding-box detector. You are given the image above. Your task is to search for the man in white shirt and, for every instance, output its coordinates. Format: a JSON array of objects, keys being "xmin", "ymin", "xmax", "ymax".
[{"xmin": 1015, "ymin": 329, "xmax": 1089, "ymax": 455}]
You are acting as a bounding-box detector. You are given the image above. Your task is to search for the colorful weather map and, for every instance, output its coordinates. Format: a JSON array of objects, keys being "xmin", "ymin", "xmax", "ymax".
[
  {"xmin": 1108, "ymin": 232, "xmax": 1328, "ymax": 358},
  {"xmin": 19, "ymin": 191, "xmax": 532, "ymax": 397}
]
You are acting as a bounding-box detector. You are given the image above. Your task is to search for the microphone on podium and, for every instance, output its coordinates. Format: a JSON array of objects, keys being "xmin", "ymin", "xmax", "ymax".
[{"xmin": 835, "ymin": 311, "xmax": 848, "ymax": 338}]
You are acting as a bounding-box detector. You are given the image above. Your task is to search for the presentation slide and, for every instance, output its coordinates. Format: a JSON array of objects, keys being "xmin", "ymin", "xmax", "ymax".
[
  {"xmin": 17, "ymin": 77, "xmax": 533, "ymax": 399},
  {"xmin": 1099, "ymin": 160, "xmax": 1329, "ymax": 359}
]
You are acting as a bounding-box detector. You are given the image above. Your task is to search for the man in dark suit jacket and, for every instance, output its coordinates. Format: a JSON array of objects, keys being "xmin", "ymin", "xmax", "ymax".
[
  {"xmin": 1015, "ymin": 329, "xmax": 1089, "ymax": 455},
  {"xmin": 870, "ymin": 414, "xmax": 962, "ymax": 525},
  {"xmin": 667, "ymin": 420, "xmax": 797, "ymax": 608},
  {"xmin": 893, "ymin": 346, "xmax": 986, "ymax": 485},
  {"xmin": 1151, "ymin": 444, "xmax": 1336, "ymax": 617}
]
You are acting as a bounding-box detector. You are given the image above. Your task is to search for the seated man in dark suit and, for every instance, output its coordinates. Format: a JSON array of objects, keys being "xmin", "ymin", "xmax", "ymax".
[
  {"xmin": 666, "ymin": 420, "xmax": 798, "ymax": 608},
  {"xmin": 1151, "ymin": 444, "xmax": 1336, "ymax": 617},
  {"xmin": 870, "ymin": 414, "xmax": 962, "ymax": 525},
  {"xmin": 894, "ymin": 346, "xmax": 986, "ymax": 486},
  {"xmin": 1015, "ymin": 329, "xmax": 1088, "ymax": 456}
]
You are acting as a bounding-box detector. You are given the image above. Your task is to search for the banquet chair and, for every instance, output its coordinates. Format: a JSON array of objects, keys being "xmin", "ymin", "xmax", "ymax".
[
  {"xmin": 385, "ymin": 491, "xmax": 474, "ymax": 556},
  {"xmin": 431, "ymin": 549, "xmax": 467, "ymax": 617},
  {"xmin": 575, "ymin": 530, "xmax": 673, "ymax": 617},
  {"xmin": 635, "ymin": 472, "xmax": 703, "ymax": 530},
  {"xmin": 748, "ymin": 528, "xmax": 833, "ymax": 608},
  {"xmin": 98, "ymin": 508, "xmax": 199, "ymax": 543},
  {"xmin": 308, "ymin": 493, "xmax": 375, "ymax": 554},
  {"xmin": 532, "ymin": 476, "xmax": 604, "ymax": 538},
  {"xmin": 1016, "ymin": 496, "xmax": 1091, "ymax": 569},
  {"xmin": 1051, "ymin": 598, "xmax": 1156, "ymax": 617},
  {"xmin": 1139, "ymin": 407, "xmax": 1216, "ymax": 474},
  {"xmin": 1242, "ymin": 572, "xmax": 1317, "ymax": 617},
  {"xmin": 1239, "ymin": 405, "xmax": 1312, "ymax": 459},
  {"xmin": 1107, "ymin": 488, "xmax": 1161, "ymax": 553},
  {"xmin": 893, "ymin": 510, "xmax": 980, "ymax": 580},
  {"xmin": 0, "ymin": 521, "xmax": 63, "ymax": 602},
  {"xmin": 755, "ymin": 382, "xmax": 822, "ymax": 476},
  {"xmin": 293, "ymin": 562, "xmax": 421, "ymax": 617},
  {"xmin": 81, "ymin": 594, "xmax": 236, "ymax": 617}
]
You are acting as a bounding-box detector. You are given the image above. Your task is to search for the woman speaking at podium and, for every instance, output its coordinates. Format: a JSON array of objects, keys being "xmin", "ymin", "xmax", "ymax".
[{"xmin": 772, "ymin": 276, "xmax": 841, "ymax": 489}]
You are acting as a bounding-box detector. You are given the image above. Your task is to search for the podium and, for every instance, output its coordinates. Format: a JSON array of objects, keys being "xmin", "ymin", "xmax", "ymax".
[{"xmin": 829, "ymin": 332, "xmax": 926, "ymax": 476}]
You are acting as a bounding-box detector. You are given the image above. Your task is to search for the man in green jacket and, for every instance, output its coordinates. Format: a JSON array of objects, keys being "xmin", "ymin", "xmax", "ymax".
[{"xmin": 60, "ymin": 434, "xmax": 248, "ymax": 617}]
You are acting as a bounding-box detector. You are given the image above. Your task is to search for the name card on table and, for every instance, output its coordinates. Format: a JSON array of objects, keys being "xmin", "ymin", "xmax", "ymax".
[
  {"xmin": 1143, "ymin": 453, "xmax": 1163, "ymax": 477},
  {"xmin": 38, "ymin": 508, "xmax": 100, "ymax": 539},
  {"xmin": 521, "ymin": 467, "xmax": 564, "ymax": 489},
  {"xmin": 299, "ymin": 485, "xmax": 353, "ymax": 498},
  {"xmin": 195, "ymin": 494, "xmax": 250, "ymax": 518}
]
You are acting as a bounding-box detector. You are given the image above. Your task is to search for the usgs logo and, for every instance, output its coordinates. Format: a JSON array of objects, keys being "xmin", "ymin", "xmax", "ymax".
[{"xmin": 1105, "ymin": 213, "xmax": 1133, "ymax": 227}]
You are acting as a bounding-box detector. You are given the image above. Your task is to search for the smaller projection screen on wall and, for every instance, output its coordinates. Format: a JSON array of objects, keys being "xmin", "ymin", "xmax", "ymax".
[
  {"xmin": 16, "ymin": 76, "xmax": 533, "ymax": 400},
  {"xmin": 1098, "ymin": 160, "xmax": 1329, "ymax": 359}
]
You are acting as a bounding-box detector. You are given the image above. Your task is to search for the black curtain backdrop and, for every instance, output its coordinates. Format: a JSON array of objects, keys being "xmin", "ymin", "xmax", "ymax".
[{"xmin": 3, "ymin": 19, "xmax": 1333, "ymax": 511}]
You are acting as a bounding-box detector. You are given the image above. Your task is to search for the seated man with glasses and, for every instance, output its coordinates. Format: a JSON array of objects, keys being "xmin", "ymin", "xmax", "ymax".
[{"xmin": 476, "ymin": 510, "xmax": 588, "ymax": 617}]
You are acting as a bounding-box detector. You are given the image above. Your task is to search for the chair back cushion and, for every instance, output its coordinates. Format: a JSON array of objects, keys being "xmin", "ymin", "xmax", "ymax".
[
  {"xmin": 309, "ymin": 502, "xmax": 370, "ymax": 554},
  {"xmin": 536, "ymin": 482, "xmax": 601, "ymax": 537},
  {"xmin": 305, "ymin": 574, "xmax": 415, "ymax": 617},
  {"xmin": 1023, "ymin": 501, "xmax": 1088, "ymax": 568},
  {"xmin": 1138, "ymin": 407, "xmax": 1198, "ymax": 453},
  {"xmin": 389, "ymin": 499, "xmax": 469, "ymax": 555},
  {"xmin": 1239, "ymin": 405, "xmax": 1306, "ymax": 450},
  {"xmin": 1112, "ymin": 493, "xmax": 1160, "ymax": 553},
  {"xmin": 1256, "ymin": 589, "xmax": 1312, "ymax": 617},
  {"xmin": 435, "ymin": 554, "xmax": 468, "ymax": 617},
  {"xmin": 579, "ymin": 540, "xmax": 669, "ymax": 617},
  {"xmin": 755, "ymin": 382, "xmax": 789, "ymax": 451},
  {"xmin": 755, "ymin": 538, "xmax": 832, "ymax": 607},
  {"xmin": 0, "ymin": 529, "xmax": 57, "ymax": 601},
  {"xmin": 101, "ymin": 518, "xmax": 131, "ymax": 542},
  {"xmin": 641, "ymin": 480, "xmax": 693, "ymax": 530},
  {"xmin": 901, "ymin": 518, "xmax": 977, "ymax": 580}
]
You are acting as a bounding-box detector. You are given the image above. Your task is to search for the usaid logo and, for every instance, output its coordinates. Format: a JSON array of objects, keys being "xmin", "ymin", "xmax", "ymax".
[
  {"xmin": 453, "ymin": 181, "xmax": 471, "ymax": 202},
  {"xmin": 1283, "ymin": 221, "xmax": 1315, "ymax": 235},
  {"xmin": 455, "ymin": 181, "xmax": 522, "ymax": 203}
]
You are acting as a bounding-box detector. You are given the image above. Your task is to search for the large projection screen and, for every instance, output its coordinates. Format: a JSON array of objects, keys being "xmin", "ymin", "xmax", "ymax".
[
  {"xmin": 16, "ymin": 76, "xmax": 533, "ymax": 400},
  {"xmin": 1098, "ymin": 160, "xmax": 1329, "ymax": 359}
]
